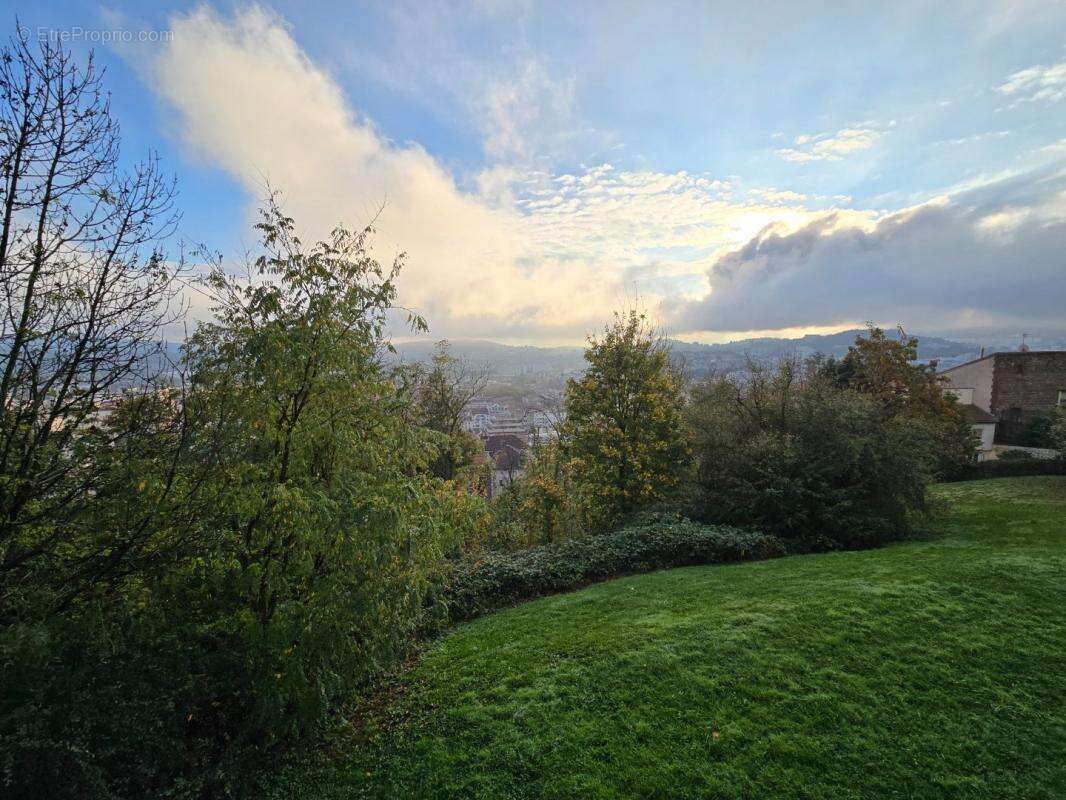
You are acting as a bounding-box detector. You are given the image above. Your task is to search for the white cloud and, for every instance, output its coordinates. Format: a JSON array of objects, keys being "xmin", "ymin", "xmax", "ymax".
[
  {"xmin": 997, "ymin": 59, "xmax": 1066, "ymax": 104},
  {"xmin": 776, "ymin": 125, "xmax": 885, "ymax": 163},
  {"xmin": 1041, "ymin": 137, "xmax": 1066, "ymax": 155},
  {"xmin": 339, "ymin": 0, "xmax": 600, "ymax": 166},
  {"xmin": 933, "ymin": 130, "xmax": 1012, "ymax": 147},
  {"xmin": 147, "ymin": 6, "xmax": 624, "ymax": 341},
  {"xmin": 478, "ymin": 59, "xmax": 579, "ymax": 162},
  {"xmin": 144, "ymin": 6, "xmax": 839, "ymax": 343},
  {"xmin": 749, "ymin": 188, "xmax": 808, "ymax": 204}
]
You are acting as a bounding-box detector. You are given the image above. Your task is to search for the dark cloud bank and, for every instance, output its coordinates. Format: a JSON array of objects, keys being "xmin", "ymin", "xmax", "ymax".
[{"xmin": 669, "ymin": 165, "xmax": 1066, "ymax": 334}]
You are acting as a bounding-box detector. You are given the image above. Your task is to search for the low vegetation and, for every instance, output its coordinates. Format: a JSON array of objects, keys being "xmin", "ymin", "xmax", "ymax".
[
  {"xmin": 946, "ymin": 455, "xmax": 1066, "ymax": 481},
  {"xmin": 284, "ymin": 477, "xmax": 1066, "ymax": 799},
  {"xmin": 444, "ymin": 514, "xmax": 783, "ymax": 621}
]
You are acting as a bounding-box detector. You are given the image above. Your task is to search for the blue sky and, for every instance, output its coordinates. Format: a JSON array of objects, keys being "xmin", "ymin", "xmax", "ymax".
[{"xmin": 8, "ymin": 1, "xmax": 1066, "ymax": 343}]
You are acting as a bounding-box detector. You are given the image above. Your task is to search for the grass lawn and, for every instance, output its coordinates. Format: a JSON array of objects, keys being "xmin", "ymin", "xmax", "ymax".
[{"xmin": 287, "ymin": 477, "xmax": 1066, "ymax": 799}]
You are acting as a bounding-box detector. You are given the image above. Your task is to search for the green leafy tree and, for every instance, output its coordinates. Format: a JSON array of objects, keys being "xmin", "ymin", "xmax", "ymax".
[
  {"xmin": 560, "ymin": 311, "xmax": 688, "ymax": 530},
  {"xmin": 818, "ymin": 326, "xmax": 976, "ymax": 476},
  {"xmin": 179, "ymin": 197, "xmax": 476, "ymax": 751},
  {"xmin": 1, "ymin": 197, "xmax": 485, "ymax": 800},
  {"xmin": 0, "ymin": 28, "xmax": 491, "ymax": 798},
  {"xmin": 487, "ymin": 437, "xmax": 575, "ymax": 549}
]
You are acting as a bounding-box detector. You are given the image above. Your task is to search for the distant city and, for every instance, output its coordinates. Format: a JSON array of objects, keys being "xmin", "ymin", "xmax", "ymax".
[{"xmin": 387, "ymin": 328, "xmax": 1066, "ymax": 494}]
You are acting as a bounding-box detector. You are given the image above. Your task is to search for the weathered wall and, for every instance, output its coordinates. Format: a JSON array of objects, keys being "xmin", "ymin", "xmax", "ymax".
[
  {"xmin": 941, "ymin": 356, "xmax": 994, "ymax": 412},
  {"xmin": 990, "ymin": 352, "xmax": 1066, "ymax": 410},
  {"xmin": 974, "ymin": 422, "xmax": 996, "ymax": 455},
  {"xmin": 990, "ymin": 352, "xmax": 1066, "ymax": 443},
  {"xmin": 945, "ymin": 387, "xmax": 975, "ymax": 405}
]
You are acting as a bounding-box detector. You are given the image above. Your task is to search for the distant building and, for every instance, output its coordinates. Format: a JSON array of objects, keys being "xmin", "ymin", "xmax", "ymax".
[
  {"xmin": 461, "ymin": 401, "xmax": 504, "ymax": 435},
  {"xmin": 461, "ymin": 395, "xmax": 565, "ymax": 443},
  {"xmin": 941, "ymin": 349, "xmax": 1066, "ymax": 455},
  {"xmin": 527, "ymin": 408, "xmax": 563, "ymax": 440},
  {"xmin": 484, "ymin": 433, "xmax": 527, "ymax": 496},
  {"xmin": 485, "ymin": 417, "xmax": 530, "ymax": 437},
  {"xmin": 956, "ymin": 402, "xmax": 998, "ymax": 461}
]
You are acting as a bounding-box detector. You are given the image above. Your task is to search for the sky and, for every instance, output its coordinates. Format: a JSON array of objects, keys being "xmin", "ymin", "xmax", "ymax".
[{"xmin": 9, "ymin": 1, "xmax": 1066, "ymax": 345}]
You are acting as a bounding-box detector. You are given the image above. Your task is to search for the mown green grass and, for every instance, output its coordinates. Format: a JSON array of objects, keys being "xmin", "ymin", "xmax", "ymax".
[{"xmin": 287, "ymin": 477, "xmax": 1066, "ymax": 799}]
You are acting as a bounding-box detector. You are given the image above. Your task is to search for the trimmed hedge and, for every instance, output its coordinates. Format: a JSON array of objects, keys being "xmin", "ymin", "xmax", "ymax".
[
  {"xmin": 443, "ymin": 514, "xmax": 784, "ymax": 621},
  {"xmin": 943, "ymin": 458, "xmax": 1066, "ymax": 482}
]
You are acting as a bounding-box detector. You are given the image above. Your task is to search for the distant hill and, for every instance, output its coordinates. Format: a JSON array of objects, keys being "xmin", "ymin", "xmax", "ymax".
[
  {"xmin": 390, "ymin": 339, "xmax": 585, "ymax": 376},
  {"xmin": 390, "ymin": 330, "xmax": 980, "ymax": 379},
  {"xmin": 671, "ymin": 329, "xmax": 975, "ymax": 359},
  {"xmin": 667, "ymin": 330, "xmax": 979, "ymax": 376}
]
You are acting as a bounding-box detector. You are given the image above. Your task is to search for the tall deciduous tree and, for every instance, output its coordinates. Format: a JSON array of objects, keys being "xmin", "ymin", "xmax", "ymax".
[
  {"xmin": 561, "ymin": 310, "xmax": 687, "ymax": 528},
  {"xmin": 0, "ymin": 30, "xmax": 182, "ymax": 613},
  {"xmin": 179, "ymin": 196, "xmax": 476, "ymax": 754}
]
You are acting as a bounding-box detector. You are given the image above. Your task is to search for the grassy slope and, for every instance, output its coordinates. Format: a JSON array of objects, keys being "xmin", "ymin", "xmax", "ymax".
[{"xmin": 291, "ymin": 477, "xmax": 1066, "ymax": 799}]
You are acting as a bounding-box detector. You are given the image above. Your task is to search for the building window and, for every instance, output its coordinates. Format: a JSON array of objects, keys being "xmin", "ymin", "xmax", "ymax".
[{"xmin": 1059, "ymin": 390, "xmax": 1066, "ymax": 406}]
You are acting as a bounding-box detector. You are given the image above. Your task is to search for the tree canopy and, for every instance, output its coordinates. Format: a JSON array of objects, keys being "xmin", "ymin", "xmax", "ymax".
[{"xmin": 561, "ymin": 311, "xmax": 688, "ymax": 528}]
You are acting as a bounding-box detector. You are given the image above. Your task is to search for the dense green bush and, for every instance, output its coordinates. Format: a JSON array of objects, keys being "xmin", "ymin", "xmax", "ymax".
[
  {"xmin": 942, "ymin": 457, "xmax": 1066, "ymax": 482},
  {"xmin": 686, "ymin": 361, "xmax": 938, "ymax": 549},
  {"xmin": 444, "ymin": 514, "xmax": 784, "ymax": 621},
  {"xmin": 1018, "ymin": 412, "xmax": 1059, "ymax": 448},
  {"xmin": 1, "ymin": 612, "xmax": 231, "ymax": 800}
]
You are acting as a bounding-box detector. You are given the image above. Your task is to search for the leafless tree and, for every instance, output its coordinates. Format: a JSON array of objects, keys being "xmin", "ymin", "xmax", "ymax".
[
  {"xmin": 0, "ymin": 30, "xmax": 184, "ymax": 587},
  {"xmin": 407, "ymin": 341, "xmax": 489, "ymax": 433},
  {"xmin": 403, "ymin": 341, "xmax": 489, "ymax": 480}
]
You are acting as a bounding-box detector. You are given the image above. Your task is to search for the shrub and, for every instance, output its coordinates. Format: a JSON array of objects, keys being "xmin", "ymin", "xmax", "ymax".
[
  {"xmin": 443, "ymin": 514, "xmax": 784, "ymax": 621},
  {"xmin": 941, "ymin": 457, "xmax": 1066, "ymax": 482},
  {"xmin": 1, "ymin": 613, "xmax": 229, "ymax": 800},
  {"xmin": 997, "ymin": 448, "xmax": 1035, "ymax": 461},
  {"xmin": 815, "ymin": 327, "xmax": 978, "ymax": 479},
  {"xmin": 686, "ymin": 362, "xmax": 937, "ymax": 549},
  {"xmin": 1019, "ymin": 412, "xmax": 1058, "ymax": 448},
  {"xmin": 485, "ymin": 440, "xmax": 602, "ymax": 549}
]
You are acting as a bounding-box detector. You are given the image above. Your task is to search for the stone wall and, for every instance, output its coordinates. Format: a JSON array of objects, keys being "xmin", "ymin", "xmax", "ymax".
[{"xmin": 990, "ymin": 352, "xmax": 1066, "ymax": 443}]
